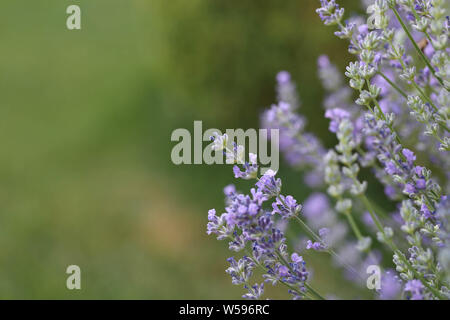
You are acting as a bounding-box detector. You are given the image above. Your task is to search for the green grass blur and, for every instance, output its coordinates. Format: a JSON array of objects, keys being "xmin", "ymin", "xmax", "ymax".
[{"xmin": 0, "ymin": 0, "xmax": 363, "ymax": 298}]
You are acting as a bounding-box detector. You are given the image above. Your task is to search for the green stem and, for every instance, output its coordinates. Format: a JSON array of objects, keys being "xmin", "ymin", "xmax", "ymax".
[
  {"xmin": 293, "ymin": 215, "xmax": 322, "ymax": 243},
  {"xmin": 390, "ymin": 5, "xmax": 448, "ymax": 90},
  {"xmin": 407, "ymin": 6, "xmax": 437, "ymax": 51},
  {"xmin": 344, "ymin": 211, "xmax": 363, "ymax": 240},
  {"xmin": 412, "ymin": 82, "xmax": 439, "ymax": 112},
  {"xmin": 362, "ymin": 78, "xmax": 405, "ymax": 150},
  {"xmin": 381, "ymin": 32, "xmax": 450, "ymax": 132},
  {"xmin": 377, "ymin": 71, "xmax": 407, "ymax": 98},
  {"xmin": 292, "ymin": 215, "xmax": 364, "ymax": 281},
  {"xmin": 359, "ymin": 194, "xmax": 385, "ymax": 233},
  {"xmin": 380, "ymin": 34, "xmax": 450, "ymax": 133},
  {"xmin": 372, "ymin": 97, "xmax": 403, "ymax": 144},
  {"xmin": 338, "ymin": 161, "xmax": 373, "ymax": 244},
  {"xmin": 304, "ymin": 283, "xmax": 326, "ymax": 300}
]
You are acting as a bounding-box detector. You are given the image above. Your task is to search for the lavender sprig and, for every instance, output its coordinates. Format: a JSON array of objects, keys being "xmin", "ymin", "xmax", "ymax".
[
  {"xmin": 205, "ymin": 0, "xmax": 449, "ymax": 300},
  {"xmin": 207, "ymin": 140, "xmax": 325, "ymax": 300}
]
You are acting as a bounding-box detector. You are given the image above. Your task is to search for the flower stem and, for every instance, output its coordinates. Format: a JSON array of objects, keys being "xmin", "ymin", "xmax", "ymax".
[
  {"xmin": 304, "ymin": 282, "xmax": 326, "ymax": 300},
  {"xmin": 292, "ymin": 215, "xmax": 364, "ymax": 281},
  {"xmin": 377, "ymin": 71, "xmax": 407, "ymax": 98},
  {"xmin": 389, "ymin": 5, "xmax": 448, "ymax": 90},
  {"xmin": 344, "ymin": 210, "xmax": 363, "ymax": 240}
]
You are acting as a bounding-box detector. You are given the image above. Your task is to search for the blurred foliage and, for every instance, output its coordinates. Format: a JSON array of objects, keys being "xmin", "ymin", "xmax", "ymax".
[{"xmin": 0, "ymin": 0, "xmax": 363, "ymax": 298}]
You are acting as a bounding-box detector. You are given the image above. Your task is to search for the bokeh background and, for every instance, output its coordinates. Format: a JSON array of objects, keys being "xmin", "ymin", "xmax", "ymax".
[{"xmin": 0, "ymin": 0, "xmax": 364, "ymax": 298}]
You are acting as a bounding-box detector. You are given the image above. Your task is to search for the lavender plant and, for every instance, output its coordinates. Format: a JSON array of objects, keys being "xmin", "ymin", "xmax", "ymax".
[{"xmin": 206, "ymin": 0, "xmax": 449, "ymax": 300}]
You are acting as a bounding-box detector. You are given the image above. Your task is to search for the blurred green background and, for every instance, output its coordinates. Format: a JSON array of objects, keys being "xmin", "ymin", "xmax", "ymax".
[{"xmin": 0, "ymin": 0, "xmax": 362, "ymax": 298}]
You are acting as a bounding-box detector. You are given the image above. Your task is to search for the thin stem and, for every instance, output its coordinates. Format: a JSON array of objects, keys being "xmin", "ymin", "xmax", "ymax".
[
  {"xmin": 304, "ymin": 283, "xmax": 326, "ymax": 300},
  {"xmin": 412, "ymin": 82, "xmax": 439, "ymax": 112},
  {"xmin": 359, "ymin": 194, "xmax": 386, "ymax": 234},
  {"xmin": 292, "ymin": 215, "xmax": 364, "ymax": 281},
  {"xmin": 390, "ymin": 5, "xmax": 448, "ymax": 90},
  {"xmin": 362, "ymin": 78, "xmax": 405, "ymax": 152},
  {"xmin": 380, "ymin": 35, "xmax": 450, "ymax": 133},
  {"xmin": 293, "ymin": 215, "xmax": 322, "ymax": 243},
  {"xmin": 377, "ymin": 71, "xmax": 407, "ymax": 98},
  {"xmin": 345, "ymin": 211, "xmax": 363, "ymax": 240},
  {"xmin": 338, "ymin": 160, "xmax": 373, "ymax": 245},
  {"xmin": 407, "ymin": 5, "xmax": 438, "ymax": 52}
]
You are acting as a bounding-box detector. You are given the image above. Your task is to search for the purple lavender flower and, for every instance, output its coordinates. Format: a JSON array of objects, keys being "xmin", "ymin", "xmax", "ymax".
[
  {"xmin": 207, "ymin": 209, "xmax": 234, "ymax": 240},
  {"xmin": 415, "ymin": 178, "xmax": 426, "ymax": 190},
  {"xmin": 404, "ymin": 279, "xmax": 424, "ymax": 300},
  {"xmin": 325, "ymin": 108, "xmax": 351, "ymax": 133},
  {"xmin": 272, "ymin": 195, "xmax": 302, "ymax": 219},
  {"xmin": 291, "ymin": 253, "xmax": 303, "ymax": 263},
  {"xmin": 384, "ymin": 185, "xmax": 397, "ymax": 200},
  {"xmin": 223, "ymin": 184, "xmax": 236, "ymax": 196},
  {"xmin": 420, "ymin": 203, "xmax": 433, "ymax": 219},
  {"xmin": 276, "ymin": 71, "xmax": 299, "ymax": 109},
  {"xmin": 255, "ymin": 170, "xmax": 281, "ymax": 198},
  {"xmin": 208, "ymin": 209, "xmax": 216, "ymax": 221},
  {"xmin": 223, "ymin": 188, "xmax": 266, "ymax": 229},
  {"xmin": 403, "ymin": 183, "xmax": 416, "ymax": 195},
  {"xmin": 233, "ymin": 163, "xmax": 258, "ymax": 180},
  {"xmin": 302, "ymin": 192, "xmax": 330, "ymax": 219},
  {"xmin": 402, "ymin": 148, "xmax": 416, "ymax": 164},
  {"xmin": 379, "ymin": 270, "xmax": 402, "ymax": 300},
  {"xmin": 385, "ymin": 160, "xmax": 399, "ymax": 175},
  {"xmin": 277, "ymin": 265, "xmax": 290, "ymax": 277},
  {"xmin": 316, "ymin": 0, "xmax": 344, "ymax": 26},
  {"xmin": 415, "ymin": 166, "xmax": 424, "ymax": 176},
  {"xmin": 277, "ymin": 71, "xmax": 290, "ymax": 84},
  {"xmin": 261, "ymin": 87, "xmax": 326, "ymax": 188},
  {"xmin": 306, "ymin": 240, "xmax": 326, "ymax": 251},
  {"xmin": 226, "ymin": 256, "xmax": 255, "ymax": 285},
  {"xmin": 242, "ymin": 283, "xmax": 264, "ymax": 300},
  {"xmin": 318, "ymin": 55, "xmax": 343, "ymax": 91}
]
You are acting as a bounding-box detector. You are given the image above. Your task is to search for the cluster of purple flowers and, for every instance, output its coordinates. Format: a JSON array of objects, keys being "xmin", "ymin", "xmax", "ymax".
[
  {"xmin": 207, "ymin": 0, "xmax": 449, "ymax": 300},
  {"xmin": 207, "ymin": 161, "xmax": 322, "ymax": 299}
]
